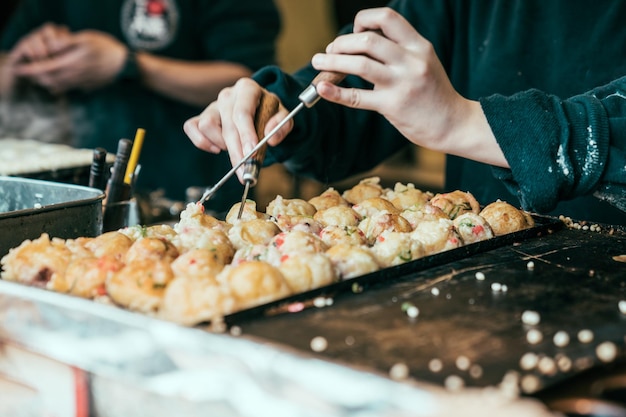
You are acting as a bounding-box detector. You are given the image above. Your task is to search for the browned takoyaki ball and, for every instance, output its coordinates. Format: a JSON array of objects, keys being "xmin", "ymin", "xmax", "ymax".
[
  {"xmin": 358, "ymin": 211, "xmax": 413, "ymax": 245},
  {"xmin": 371, "ymin": 230, "xmax": 424, "ymax": 267},
  {"xmin": 218, "ymin": 261, "xmax": 292, "ymax": 310},
  {"xmin": 429, "ymin": 190, "xmax": 480, "ymax": 219},
  {"xmin": 453, "ymin": 213, "xmax": 495, "ymax": 244},
  {"xmin": 278, "ymin": 252, "xmax": 337, "ymax": 293},
  {"xmin": 411, "ymin": 219, "xmax": 463, "ymax": 255},
  {"xmin": 228, "ymin": 218, "xmax": 281, "ymax": 250},
  {"xmin": 125, "ymin": 237, "xmax": 180, "ymax": 264},
  {"xmin": 266, "ymin": 195, "xmax": 317, "ymax": 218},
  {"xmin": 342, "ymin": 177, "xmax": 384, "ymax": 204},
  {"xmin": 325, "ymin": 244, "xmax": 380, "ymax": 280},
  {"xmin": 85, "ymin": 231, "xmax": 133, "ymax": 261},
  {"xmin": 106, "ymin": 259, "xmax": 175, "ymax": 314},
  {"xmin": 308, "ymin": 187, "xmax": 349, "ymax": 211},
  {"xmin": 384, "ymin": 182, "xmax": 433, "ymax": 211},
  {"xmin": 352, "ymin": 197, "xmax": 401, "ymax": 218},
  {"xmin": 479, "ymin": 201, "xmax": 535, "ymax": 236},
  {"xmin": 314, "ymin": 205, "xmax": 362, "ymax": 228}
]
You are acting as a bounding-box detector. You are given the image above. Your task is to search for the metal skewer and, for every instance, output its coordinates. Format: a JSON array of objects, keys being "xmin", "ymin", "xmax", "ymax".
[{"xmin": 197, "ymin": 70, "xmax": 347, "ymax": 206}]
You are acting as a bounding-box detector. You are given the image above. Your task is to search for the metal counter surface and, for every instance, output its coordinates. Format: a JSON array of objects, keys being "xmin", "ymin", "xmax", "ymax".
[{"xmin": 235, "ymin": 224, "xmax": 626, "ymax": 395}]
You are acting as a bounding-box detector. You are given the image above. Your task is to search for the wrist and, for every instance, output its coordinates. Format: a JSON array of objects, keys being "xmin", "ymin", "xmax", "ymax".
[{"xmin": 117, "ymin": 49, "xmax": 140, "ymax": 81}]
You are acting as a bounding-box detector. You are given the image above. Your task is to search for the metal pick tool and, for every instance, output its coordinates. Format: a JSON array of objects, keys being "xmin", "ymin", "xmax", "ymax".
[{"xmin": 197, "ymin": 70, "xmax": 347, "ymax": 207}]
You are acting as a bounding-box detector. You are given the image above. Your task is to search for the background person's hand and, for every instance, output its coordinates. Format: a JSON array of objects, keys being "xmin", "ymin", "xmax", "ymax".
[
  {"xmin": 184, "ymin": 77, "xmax": 292, "ymax": 180},
  {"xmin": 11, "ymin": 29, "xmax": 127, "ymax": 93}
]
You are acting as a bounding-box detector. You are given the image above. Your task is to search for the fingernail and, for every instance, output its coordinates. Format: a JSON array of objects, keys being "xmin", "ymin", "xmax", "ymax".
[
  {"xmin": 326, "ymin": 42, "xmax": 334, "ymax": 52},
  {"xmin": 312, "ymin": 53, "xmax": 325, "ymax": 67},
  {"xmin": 242, "ymin": 142, "xmax": 253, "ymax": 156}
]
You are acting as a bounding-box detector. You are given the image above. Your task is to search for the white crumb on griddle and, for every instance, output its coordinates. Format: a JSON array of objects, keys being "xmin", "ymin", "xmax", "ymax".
[
  {"xmin": 431, "ymin": 287, "xmax": 440, "ymax": 296},
  {"xmin": 310, "ymin": 336, "xmax": 328, "ymax": 352},
  {"xmin": 619, "ymin": 300, "xmax": 626, "ymax": 314},
  {"xmin": 596, "ymin": 341, "xmax": 618, "ymax": 363},
  {"xmin": 526, "ymin": 261, "xmax": 535, "ymax": 270},
  {"xmin": 526, "ymin": 329, "xmax": 543, "ymax": 345},
  {"xmin": 521, "ymin": 310, "xmax": 541, "ymax": 326},
  {"xmin": 389, "ymin": 362, "xmax": 410, "ymax": 381},
  {"xmin": 537, "ymin": 357, "xmax": 557, "ymax": 376},
  {"xmin": 444, "ymin": 375, "xmax": 465, "ymax": 391},
  {"xmin": 577, "ymin": 329, "xmax": 594, "ymax": 344},
  {"xmin": 455, "ymin": 355, "xmax": 471, "ymax": 371},
  {"xmin": 556, "ymin": 354, "xmax": 572, "ymax": 372},
  {"xmin": 313, "ymin": 297, "xmax": 326, "ymax": 308},
  {"xmin": 468, "ymin": 364, "xmax": 483, "ymax": 379},
  {"xmin": 553, "ymin": 331, "xmax": 570, "ymax": 347},
  {"xmin": 519, "ymin": 352, "xmax": 538, "ymax": 371},
  {"xmin": 520, "ymin": 374, "xmax": 541, "ymax": 393},
  {"xmin": 491, "ymin": 282, "xmax": 502, "ymax": 292},
  {"xmin": 344, "ymin": 335, "xmax": 355, "ymax": 346},
  {"xmin": 475, "ymin": 271, "xmax": 486, "ymax": 281},
  {"xmin": 229, "ymin": 326, "xmax": 242, "ymax": 336},
  {"xmin": 428, "ymin": 358, "xmax": 443, "ymax": 373}
]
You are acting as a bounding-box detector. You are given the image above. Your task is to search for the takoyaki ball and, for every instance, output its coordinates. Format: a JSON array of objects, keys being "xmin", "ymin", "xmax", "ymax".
[
  {"xmin": 106, "ymin": 259, "xmax": 174, "ymax": 314},
  {"xmin": 159, "ymin": 277, "xmax": 236, "ymax": 326},
  {"xmin": 384, "ymin": 182, "xmax": 433, "ymax": 211},
  {"xmin": 218, "ymin": 261, "xmax": 292, "ymax": 310},
  {"xmin": 170, "ymin": 248, "xmax": 226, "ymax": 280},
  {"xmin": 325, "ymin": 244, "xmax": 380, "ymax": 280},
  {"xmin": 172, "ymin": 228, "xmax": 234, "ymax": 264},
  {"xmin": 225, "ymin": 200, "xmax": 265, "ymax": 224},
  {"xmin": 352, "ymin": 197, "xmax": 401, "ymax": 218},
  {"xmin": 228, "ymin": 218, "xmax": 281, "ymax": 250},
  {"xmin": 479, "ymin": 201, "xmax": 535, "ymax": 236},
  {"xmin": 85, "ymin": 231, "xmax": 133, "ymax": 261},
  {"xmin": 48, "ymin": 255, "xmax": 123, "ymax": 298},
  {"xmin": 64, "ymin": 236, "xmax": 97, "ymax": 259},
  {"xmin": 401, "ymin": 203, "xmax": 448, "ymax": 229},
  {"xmin": 429, "ymin": 190, "xmax": 480, "ymax": 219},
  {"xmin": 342, "ymin": 176, "xmax": 384, "ymax": 205},
  {"xmin": 358, "ymin": 211, "xmax": 413, "ymax": 245},
  {"xmin": 371, "ymin": 231, "xmax": 424, "ymax": 268},
  {"xmin": 278, "ymin": 252, "xmax": 337, "ymax": 293},
  {"xmin": 308, "ymin": 187, "xmax": 349, "ymax": 211},
  {"xmin": 411, "ymin": 218, "xmax": 463, "ymax": 255},
  {"xmin": 266, "ymin": 195, "xmax": 317, "ymax": 218},
  {"xmin": 232, "ymin": 244, "xmax": 282, "ymax": 267},
  {"xmin": 313, "ymin": 205, "xmax": 362, "ymax": 228},
  {"xmin": 319, "ymin": 225, "xmax": 367, "ymax": 247},
  {"xmin": 176, "ymin": 202, "xmax": 229, "ymax": 231},
  {"xmin": 0, "ymin": 233, "xmax": 72, "ymax": 287},
  {"xmin": 453, "ymin": 213, "xmax": 495, "ymax": 244},
  {"xmin": 124, "ymin": 237, "xmax": 179, "ymax": 264},
  {"xmin": 273, "ymin": 214, "xmax": 324, "ymax": 235},
  {"xmin": 271, "ymin": 230, "xmax": 328, "ymax": 255},
  {"xmin": 121, "ymin": 224, "xmax": 177, "ymax": 242}
]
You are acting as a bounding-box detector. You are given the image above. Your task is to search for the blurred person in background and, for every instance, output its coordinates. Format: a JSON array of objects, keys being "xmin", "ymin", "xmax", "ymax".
[
  {"xmin": 185, "ymin": 1, "xmax": 626, "ymax": 225},
  {"xmin": 0, "ymin": 0, "xmax": 280, "ymax": 215}
]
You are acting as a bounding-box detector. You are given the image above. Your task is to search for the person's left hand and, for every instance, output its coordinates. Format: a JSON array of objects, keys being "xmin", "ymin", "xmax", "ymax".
[{"xmin": 11, "ymin": 29, "xmax": 128, "ymax": 94}]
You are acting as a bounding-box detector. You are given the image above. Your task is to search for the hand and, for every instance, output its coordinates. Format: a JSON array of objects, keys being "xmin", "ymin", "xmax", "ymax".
[
  {"xmin": 310, "ymin": 8, "xmax": 474, "ymax": 152},
  {"xmin": 184, "ymin": 77, "xmax": 291, "ymax": 180},
  {"xmin": 8, "ymin": 23, "xmax": 72, "ymax": 65},
  {"xmin": 10, "ymin": 28, "xmax": 127, "ymax": 94}
]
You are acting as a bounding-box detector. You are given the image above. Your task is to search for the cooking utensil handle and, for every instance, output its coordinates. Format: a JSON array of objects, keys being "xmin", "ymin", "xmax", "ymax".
[{"xmin": 241, "ymin": 92, "xmax": 280, "ymax": 187}]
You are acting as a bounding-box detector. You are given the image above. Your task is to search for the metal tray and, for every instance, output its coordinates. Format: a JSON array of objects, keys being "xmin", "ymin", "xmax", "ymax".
[
  {"xmin": 225, "ymin": 214, "xmax": 564, "ymax": 324},
  {"xmin": 0, "ymin": 176, "xmax": 104, "ymax": 257}
]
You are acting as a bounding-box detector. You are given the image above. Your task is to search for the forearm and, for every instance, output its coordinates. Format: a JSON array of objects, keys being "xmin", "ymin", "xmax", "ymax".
[
  {"xmin": 437, "ymin": 99, "xmax": 509, "ymax": 168},
  {"xmin": 135, "ymin": 51, "xmax": 252, "ymax": 107}
]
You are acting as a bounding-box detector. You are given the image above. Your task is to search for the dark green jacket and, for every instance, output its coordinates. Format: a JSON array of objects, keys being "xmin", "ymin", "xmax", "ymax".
[
  {"xmin": 254, "ymin": 0, "xmax": 626, "ymax": 224},
  {"xmin": 2, "ymin": 0, "xmax": 280, "ymax": 211}
]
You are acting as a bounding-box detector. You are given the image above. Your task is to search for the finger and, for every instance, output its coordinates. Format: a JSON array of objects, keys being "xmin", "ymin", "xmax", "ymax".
[
  {"xmin": 312, "ymin": 51, "xmax": 390, "ymax": 87},
  {"xmin": 264, "ymin": 105, "xmax": 294, "ymax": 146},
  {"xmin": 315, "ymin": 81, "xmax": 378, "ymax": 112},
  {"xmin": 352, "ymin": 7, "xmax": 425, "ymax": 49},
  {"xmin": 184, "ymin": 115, "xmax": 223, "ymax": 154}
]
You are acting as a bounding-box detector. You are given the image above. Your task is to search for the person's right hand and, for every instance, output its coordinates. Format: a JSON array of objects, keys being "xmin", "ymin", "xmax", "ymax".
[
  {"xmin": 184, "ymin": 77, "xmax": 292, "ymax": 181},
  {"xmin": 8, "ymin": 23, "xmax": 72, "ymax": 65},
  {"xmin": 9, "ymin": 24, "xmax": 128, "ymax": 94}
]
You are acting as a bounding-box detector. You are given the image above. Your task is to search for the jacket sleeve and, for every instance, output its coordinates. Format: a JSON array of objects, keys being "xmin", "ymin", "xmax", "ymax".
[{"xmin": 480, "ymin": 76, "xmax": 626, "ymax": 213}]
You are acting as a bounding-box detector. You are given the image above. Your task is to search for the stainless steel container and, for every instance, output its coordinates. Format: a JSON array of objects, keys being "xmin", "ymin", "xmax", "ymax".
[{"xmin": 0, "ymin": 176, "xmax": 104, "ymax": 257}]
